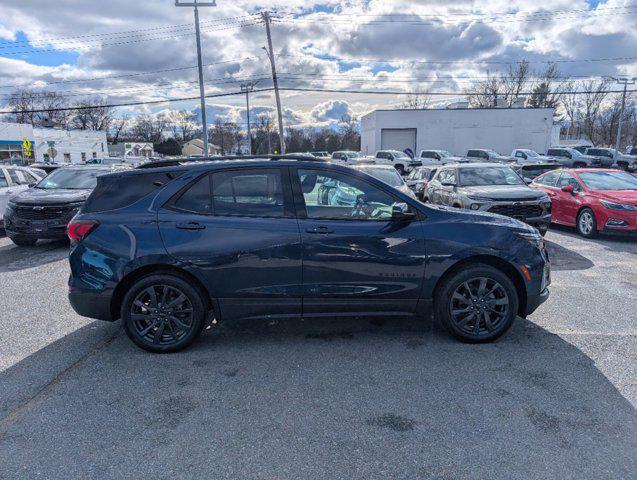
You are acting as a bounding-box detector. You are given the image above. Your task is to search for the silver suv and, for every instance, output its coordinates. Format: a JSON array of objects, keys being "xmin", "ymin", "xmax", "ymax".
[{"xmin": 425, "ymin": 163, "xmax": 552, "ymax": 235}]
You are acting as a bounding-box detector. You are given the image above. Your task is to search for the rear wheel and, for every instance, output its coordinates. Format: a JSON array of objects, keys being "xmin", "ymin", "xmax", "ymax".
[
  {"xmin": 435, "ymin": 264, "xmax": 518, "ymax": 343},
  {"xmin": 576, "ymin": 208, "xmax": 598, "ymax": 238},
  {"xmin": 122, "ymin": 274, "xmax": 207, "ymax": 353},
  {"xmin": 9, "ymin": 235, "xmax": 37, "ymax": 247}
]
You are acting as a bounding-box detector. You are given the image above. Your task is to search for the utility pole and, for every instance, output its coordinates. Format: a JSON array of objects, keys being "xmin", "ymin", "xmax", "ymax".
[
  {"xmin": 606, "ymin": 76, "xmax": 636, "ymax": 151},
  {"xmin": 262, "ymin": 11, "xmax": 286, "ymax": 154},
  {"xmin": 175, "ymin": 0, "xmax": 217, "ymax": 157},
  {"xmin": 241, "ymin": 81, "xmax": 258, "ymax": 154}
]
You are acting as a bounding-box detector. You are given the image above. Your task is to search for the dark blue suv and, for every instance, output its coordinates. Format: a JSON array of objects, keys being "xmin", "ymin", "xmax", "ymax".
[{"xmin": 68, "ymin": 158, "xmax": 550, "ymax": 352}]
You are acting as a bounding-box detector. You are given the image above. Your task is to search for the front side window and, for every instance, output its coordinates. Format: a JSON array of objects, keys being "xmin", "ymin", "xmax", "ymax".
[
  {"xmin": 536, "ymin": 171, "xmax": 561, "ymax": 187},
  {"xmin": 438, "ymin": 169, "xmax": 457, "ymax": 185},
  {"xmin": 212, "ymin": 169, "xmax": 285, "ymax": 217},
  {"xmin": 515, "ymin": 151, "xmax": 525, "ymax": 158},
  {"xmin": 556, "ymin": 173, "xmax": 582, "ymax": 191},
  {"xmin": 297, "ymin": 169, "xmax": 398, "ymax": 221}
]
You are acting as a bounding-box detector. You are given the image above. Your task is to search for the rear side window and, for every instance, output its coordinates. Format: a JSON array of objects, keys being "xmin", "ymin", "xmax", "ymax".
[
  {"xmin": 83, "ymin": 170, "xmax": 184, "ymax": 213},
  {"xmin": 212, "ymin": 169, "xmax": 286, "ymax": 217},
  {"xmin": 174, "ymin": 174, "xmax": 212, "ymax": 213}
]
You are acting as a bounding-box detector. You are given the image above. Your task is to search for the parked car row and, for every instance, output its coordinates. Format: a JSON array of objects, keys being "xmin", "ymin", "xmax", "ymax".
[{"xmin": 404, "ymin": 161, "xmax": 637, "ymax": 238}]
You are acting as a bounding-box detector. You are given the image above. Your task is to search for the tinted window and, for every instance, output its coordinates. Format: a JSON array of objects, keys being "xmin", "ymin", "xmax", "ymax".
[
  {"xmin": 467, "ymin": 150, "xmax": 478, "ymax": 157},
  {"xmin": 420, "ymin": 151, "xmax": 434, "ymax": 159},
  {"xmin": 86, "ymin": 170, "xmax": 186, "ymax": 213},
  {"xmin": 174, "ymin": 174, "xmax": 212, "ymax": 214},
  {"xmin": 212, "ymin": 169, "xmax": 285, "ymax": 217},
  {"xmin": 536, "ymin": 171, "xmax": 561, "ymax": 187},
  {"xmin": 556, "ymin": 173, "xmax": 582, "ymax": 191},
  {"xmin": 547, "ymin": 149, "xmax": 564, "ymax": 157},
  {"xmin": 297, "ymin": 169, "xmax": 398, "ymax": 221}
]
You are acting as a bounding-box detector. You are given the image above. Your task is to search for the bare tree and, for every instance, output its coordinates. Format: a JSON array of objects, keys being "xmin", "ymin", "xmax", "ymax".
[
  {"xmin": 71, "ymin": 98, "xmax": 114, "ymax": 131},
  {"xmin": 397, "ymin": 92, "xmax": 432, "ymax": 109},
  {"xmin": 109, "ymin": 115, "xmax": 129, "ymax": 144},
  {"xmin": 580, "ymin": 79, "xmax": 611, "ymax": 142},
  {"xmin": 465, "ymin": 71, "xmax": 501, "ymax": 108},
  {"xmin": 167, "ymin": 110, "xmax": 198, "ymax": 142},
  {"xmin": 528, "ymin": 63, "xmax": 567, "ymax": 110},
  {"xmin": 130, "ymin": 113, "xmax": 169, "ymax": 143},
  {"xmin": 5, "ymin": 89, "xmax": 71, "ymax": 127},
  {"xmin": 502, "ymin": 60, "xmax": 530, "ymax": 106}
]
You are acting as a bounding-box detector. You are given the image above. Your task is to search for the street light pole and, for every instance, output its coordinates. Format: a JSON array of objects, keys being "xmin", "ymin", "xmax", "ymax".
[
  {"xmin": 241, "ymin": 81, "xmax": 258, "ymax": 154},
  {"xmin": 175, "ymin": 0, "xmax": 217, "ymax": 156},
  {"xmin": 606, "ymin": 76, "xmax": 637, "ymax": 151}
]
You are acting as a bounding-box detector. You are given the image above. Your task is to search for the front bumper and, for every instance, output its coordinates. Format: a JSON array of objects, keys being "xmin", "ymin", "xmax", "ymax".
[
  {"xmin": 4, "ymin": 209, "xmax": 76, "ymax": 240},
  {"xmin": 525, "ymin": 287, "xmax": 550, "ymax": 316}
]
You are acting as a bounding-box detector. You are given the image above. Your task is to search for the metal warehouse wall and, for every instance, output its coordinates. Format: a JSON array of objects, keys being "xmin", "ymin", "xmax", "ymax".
[{"xmin": 360, "ymin": 108, "xmax": 556, "ymax": 156}]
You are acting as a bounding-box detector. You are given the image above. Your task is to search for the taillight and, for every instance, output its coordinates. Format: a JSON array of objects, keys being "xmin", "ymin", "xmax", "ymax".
[{"xmin": 67, "ymin": 220, "xmax": 98, "ymax": 242}]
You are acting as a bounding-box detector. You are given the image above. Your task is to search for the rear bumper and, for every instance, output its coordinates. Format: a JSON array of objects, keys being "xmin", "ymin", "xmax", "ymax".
[{"xmin": 68, "ymin": 289, "xmax": 114, "ymax": 321}]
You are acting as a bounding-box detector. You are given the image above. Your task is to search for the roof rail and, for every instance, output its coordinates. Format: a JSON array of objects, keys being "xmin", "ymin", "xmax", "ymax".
[{"xmin": 135, "ymin": 154, "xmax": 329, "ymax": 169}]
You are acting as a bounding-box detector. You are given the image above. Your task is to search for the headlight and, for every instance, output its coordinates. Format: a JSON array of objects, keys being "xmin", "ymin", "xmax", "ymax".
[
  {"xmin": 599, "ymin": 200, "xmax": 637, "ymax": 211},
  {"xmin": 516, "ymin": 231, "xmax": 544, "ymax": 250},
  {"xmin": 467, "ymin": 195, "xmax": 493, "ymax": 201}
]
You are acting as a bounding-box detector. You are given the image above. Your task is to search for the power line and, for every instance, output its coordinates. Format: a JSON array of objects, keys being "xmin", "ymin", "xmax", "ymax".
[
  {"xmin": 276, "ymin": 86, "xmax": 637, "ymax": 96},
  {"xmin": 0, "ymin": 21, "xmax": 264, "ymax": 56},
  {"xmin": 0, "ymin": 15, "xmax": 260, "ymax": 48}
]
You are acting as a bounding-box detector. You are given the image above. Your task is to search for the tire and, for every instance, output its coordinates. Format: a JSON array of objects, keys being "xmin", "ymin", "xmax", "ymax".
[
  {"xmin": 435, "ymin": 264, "xmax": 519, "ymax": 343},
  {"xmin": 576, "ymin": 207, "xmax": 598, "ymax": 238},
  {"xmin": 395, "ymin": 165, "xmax": 405, "ymax": 176},
  {"xmin": 9, "ymin": 235, "xmax": 37, "ymax": 247},
  {"xmin": 121, "ymin": 273, "xmax": 207, "ymax": 353}
]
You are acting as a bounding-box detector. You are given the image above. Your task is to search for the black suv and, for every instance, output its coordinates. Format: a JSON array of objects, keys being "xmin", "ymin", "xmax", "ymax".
[
  {"xmin": 4, "ymin": 165, "xmax": 122, "ymax": 246},
  {"xmin": 67, "ymin": 157, "xmax": 551, "ymax": 352}
]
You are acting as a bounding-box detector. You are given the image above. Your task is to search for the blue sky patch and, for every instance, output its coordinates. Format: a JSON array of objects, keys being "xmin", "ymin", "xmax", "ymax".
[{"xmin": 0, "ymin": 31, "xmax": 79, "ymax": 67}]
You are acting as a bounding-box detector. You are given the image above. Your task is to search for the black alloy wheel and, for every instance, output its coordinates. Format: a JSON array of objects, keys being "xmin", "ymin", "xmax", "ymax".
[
  {"xmin": 122, "ymin": 274, "xmax": 206, "ymax": 352},
  {"xmin": 436, "ymin": 264, "xmax": 518, "ymax": 342}
]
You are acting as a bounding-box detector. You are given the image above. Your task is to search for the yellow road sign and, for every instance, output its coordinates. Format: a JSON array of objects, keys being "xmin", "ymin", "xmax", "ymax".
[{"xmin": 22, "ymin": 138, "xmax": 31, "ymax": 150}]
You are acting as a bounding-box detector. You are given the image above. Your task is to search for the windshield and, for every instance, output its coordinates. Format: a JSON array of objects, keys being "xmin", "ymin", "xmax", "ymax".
[
  {"xmin": 390, "ymin": 151, "xmax": 409, "ymax": 159},
  {"xmin": 459, "ymin": 167, "xmax": 524, "ymax": 186},
  {"xmin": 567, "ymin": 149, "xmax": 582, "ymax": 157},
  {"xmin": 524, "ymin": 150, "xmax": 540, "ymax": 157},
  {"xmin": 344, "ymin": 151, "xmax": 362, "ymax": 158},
  {"xmin": 35, "ymin": 168, "xmax": 107, "ymax": 190},
  {"xmin": 438, "ymin": 151, "xmax": 452, "ymax": 157},
  {"xmin": 360, "ymin": 168, "xmax": 403, "ymax": 187},
  {"xmin": 578, "ymin": 171, "xmax": 637, "ymax": 191},
  {"xmin": 484, "ymin": 150, "xmax": 501, "ymax": 156}
]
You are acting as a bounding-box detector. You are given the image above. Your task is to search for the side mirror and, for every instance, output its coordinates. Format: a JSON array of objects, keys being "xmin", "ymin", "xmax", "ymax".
[
  {"xmin": 524, "ymin": 178, "xmax": 532, "ymax": 184},
  {"xmin": 561, "ymin": 185, "xmax": 575, "ymax": 194},
  {"xmin": 392, "ymin": 203, "xmax": 415, "ymax": 221}
]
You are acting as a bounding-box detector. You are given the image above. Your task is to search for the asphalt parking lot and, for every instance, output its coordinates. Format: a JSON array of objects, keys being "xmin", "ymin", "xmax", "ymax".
[{"xmin": 0, "ymin": 228, "xmax": 635, "ymax": 479}]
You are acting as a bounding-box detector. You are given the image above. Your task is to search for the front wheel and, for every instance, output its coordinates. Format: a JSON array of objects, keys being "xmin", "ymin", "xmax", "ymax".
[
  {"xmin": 435, "ymin": 264, "xmax": 519, "ymax": 343},
  {"xmin": 576, "ymin": 208, "xmax": 598, "ymax": 238},
  {"xmin": 122, "ymin": 274, "xmax": 207, "ymax": 353}
]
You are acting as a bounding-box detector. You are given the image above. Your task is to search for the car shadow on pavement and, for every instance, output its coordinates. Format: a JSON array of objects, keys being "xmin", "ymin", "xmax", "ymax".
[
  {"xmin": 0, "ymin": 239, "xmax": 69, "ymax": 273},
  {"xmin": 549, "ymin": 224, "xmax": 637, "ymax": 254},
  {"xmin": 1, "ymin": 315, "xmax": 635, "ymax": 479},
  {"xmin": 544, "ymin": 239, "xmax": 594, "ymax": 271}
]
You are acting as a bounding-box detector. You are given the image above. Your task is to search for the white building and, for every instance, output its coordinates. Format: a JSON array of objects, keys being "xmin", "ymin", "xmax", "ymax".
[
  {"xmin": 0, "ymin": 122, "xmax": 107, "ymax": 164},
  {"xmin": 361, "ymin": 107, "xmax": 558, "ymax": 156}
]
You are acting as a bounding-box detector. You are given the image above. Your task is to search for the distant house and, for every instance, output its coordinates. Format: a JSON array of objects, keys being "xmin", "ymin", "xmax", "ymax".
[
  {"xmin": 181, "ymin": 138, "xmax": 222, "ymax": 156},
  {"xmin": 108, "ymin": 142, "xmax": 154, "ymax": 158}
]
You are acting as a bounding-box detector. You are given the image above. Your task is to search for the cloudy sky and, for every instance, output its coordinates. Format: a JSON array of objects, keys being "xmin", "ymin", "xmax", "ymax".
[{"xmin": 0, "ymin": 0, "xmax": 636, "ymax": 128}]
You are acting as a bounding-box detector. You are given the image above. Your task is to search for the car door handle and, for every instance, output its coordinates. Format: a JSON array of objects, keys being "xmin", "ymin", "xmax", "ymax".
[
  {"xmin": 176, "ymin": 222, "xmax": 206, "ymax": 230},
  {"xmin": 306, "ymin": 226, "xmax": 334, "ymax": 234}
]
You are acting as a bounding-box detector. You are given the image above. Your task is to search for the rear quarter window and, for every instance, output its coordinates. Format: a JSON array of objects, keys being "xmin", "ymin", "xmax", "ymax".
[{"xmin": 83, "ymin": 170, "xmax": 184, "ymax": 213}]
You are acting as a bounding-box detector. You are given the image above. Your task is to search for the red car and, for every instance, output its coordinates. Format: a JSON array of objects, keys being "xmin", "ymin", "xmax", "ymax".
[{"xmin": 531, "ymin": 168, "xmax": 637, "ymax": 237}]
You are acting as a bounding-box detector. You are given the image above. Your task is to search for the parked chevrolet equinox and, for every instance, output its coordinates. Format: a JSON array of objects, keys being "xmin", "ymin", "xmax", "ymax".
[{"xmin": 68, "ymin": 158, "xmax": 551, "ymax": 352}]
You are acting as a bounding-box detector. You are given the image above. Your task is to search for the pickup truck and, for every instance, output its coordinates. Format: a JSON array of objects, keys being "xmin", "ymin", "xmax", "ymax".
[
  {"xmin": 466, "ymin": 149, "xmax": 515, "ymax": 163},
  {"xmin": 419, "ymin": 150, "xmax": 469, "ymax": 164},
  {"xmin": 585, "ymin": 147, "xmax": 636, "ymax": 170},
  {"xmin": 374, "ymin": 150, "xmax": 422, "ymax": 174},
  {"xmin": 545, "ymin": 147, "xmax": 605, "ymax": 168}
]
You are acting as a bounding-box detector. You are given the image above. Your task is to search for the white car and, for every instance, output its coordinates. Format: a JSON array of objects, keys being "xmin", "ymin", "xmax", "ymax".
[
  {"xmin": 353, "ymin": 164, "xmax": 417, "ymax": 199},
  {"xmin": 374, "ymin": 150, "xmax": 422, "ymax": 174},
  {"xmin": 1, "ymin": 167, "xmax": 41, "ymax": 226},
  {"xmin": 419, "ymin": 150, "xmax": 469, "ymax": 164},
  {"xmin": 331, "ymin": 151, "xmax": 366, "ymax": 164}
]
